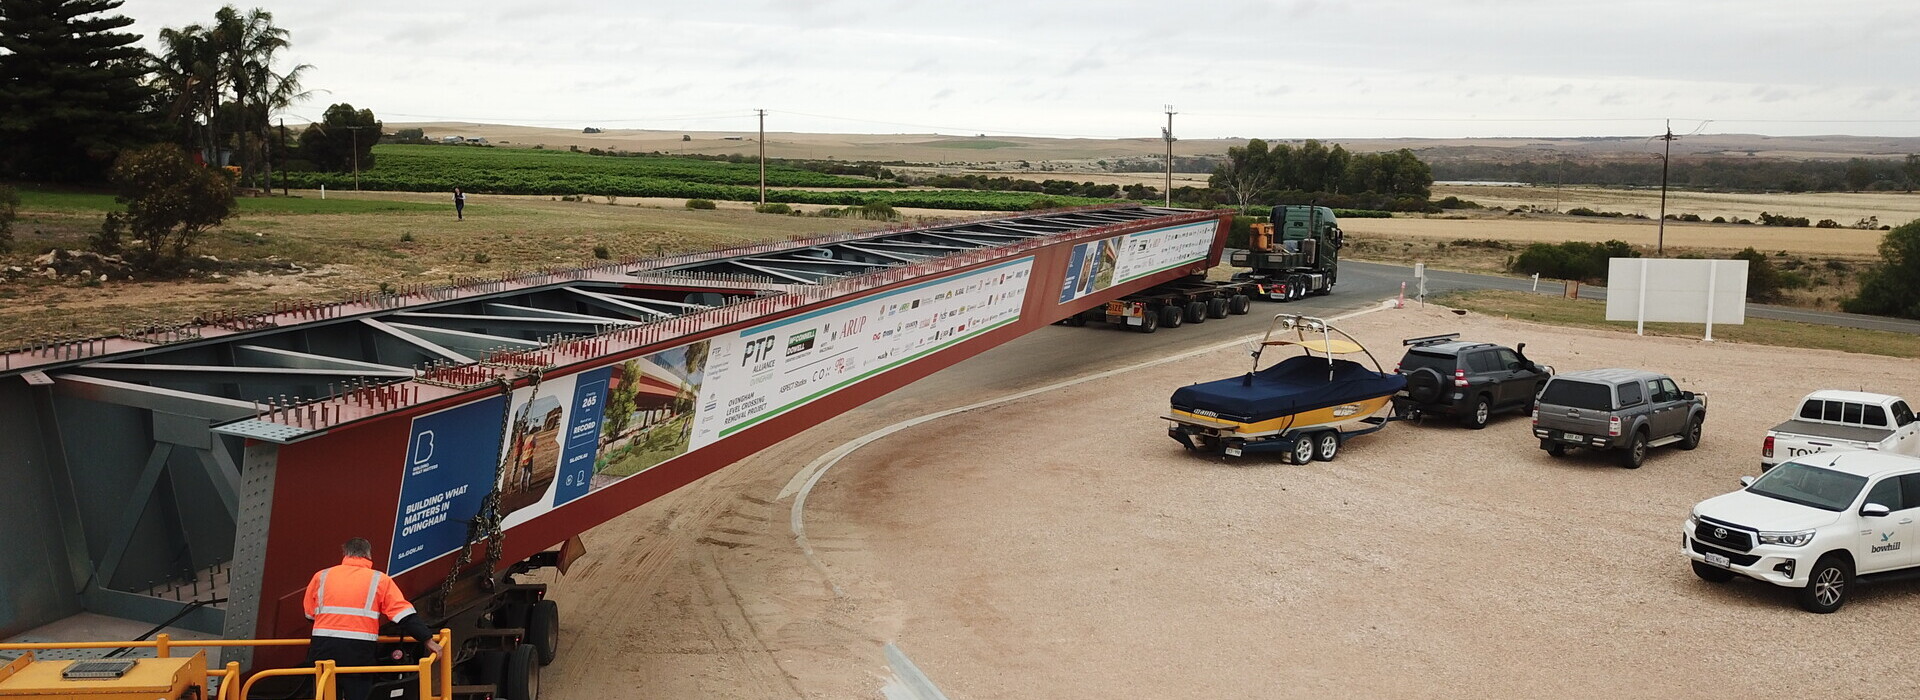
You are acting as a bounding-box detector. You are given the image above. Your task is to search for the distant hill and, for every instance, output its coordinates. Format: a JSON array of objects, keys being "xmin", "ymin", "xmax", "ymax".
[{"xmin": 389, "ymin": 122, "xmax": 1920, "ymax": 169}]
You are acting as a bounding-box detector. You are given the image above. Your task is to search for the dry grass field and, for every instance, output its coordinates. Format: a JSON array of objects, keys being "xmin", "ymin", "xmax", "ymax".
[{"xmin": 1436, "ymin": 184, "xmax": 1920, "ymax": 230}]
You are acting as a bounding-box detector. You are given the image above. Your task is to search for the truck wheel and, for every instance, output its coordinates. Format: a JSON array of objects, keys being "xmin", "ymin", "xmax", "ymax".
[
  {"xmin": 1206, "ymin": 297, "xmax": 1230, "ymax": 318},
  {"xmin": 528, "ymin": 599, "xmax": 560, "ymax": 665},
  {"xmin": 1618, "ymin": 431, "xmax": 1647, "ymax": 469},
  {"xmin": 1184, "ymin": 301, "xmax": 1207, "ymax": 324},
  {"xmin": 1314, "ymin": 431, "xmax": 1340, "ymax": 461},
  {"xmin": 1228, "ymin": 294, "xmax": 1252, "ymax": 314},
  {"xmin": 1679, "ymin": 415, "xmax": 1704, "ymax": 450},
  {"xmin": 504, "ymin": 643, "xmax": 540, "ymax": 700},
  {"xmin": 1157, "ymin": 304, "xmax": 1182, "ymax": 329},
  {"xmin": 1061, "ymin": 313, "xmax": 1087, "ymax": 327},
  {"xmin": 1461, "ymin": 395, "xmax": 1491, "ymax": 430},
  {"xmin": 1692, "ymin": 560, "xmax": 1735, "ymax": 583},
  {"xmin": 1798, "ymin": 554, "xmax": 1852, "ymax": 614},
  {"xmin": 1138, "ymin": 308, "xmax": 1159, "ymax": 333},
  {"xmin": 1290, "ymin": 437, "xmax": 1315, "ymax": 465}
]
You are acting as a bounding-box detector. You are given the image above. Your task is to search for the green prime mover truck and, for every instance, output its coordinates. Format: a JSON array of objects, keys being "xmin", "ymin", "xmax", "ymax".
[{"xmin": 1230, "ymin": 205, "xmax": 1343, "ymax": 300}]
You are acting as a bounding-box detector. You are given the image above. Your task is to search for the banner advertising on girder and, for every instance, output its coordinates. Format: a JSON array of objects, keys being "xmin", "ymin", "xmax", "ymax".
[
  {"xmin": 390, "ymin": 395, "xmax": 507, "ymax": 574},
  {"xmin": 1057, "ymin": 220, "xmax": 1216, "ymax": 303},
  {"xmin": 390, "ymin": 257, "xmax": 1033, "ymax": 572}
]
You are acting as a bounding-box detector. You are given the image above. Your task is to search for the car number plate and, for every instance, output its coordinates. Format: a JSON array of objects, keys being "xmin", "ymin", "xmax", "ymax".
[
  {"xmin": 1225, "ymin": 447, "xmax": 1243, "ymax": 457},
  {"xmin": 1704, "ymin": 552, "xmax": 1731, "ymax": 569},
  {"xmin": 1558, "ymin": 431, "xmax": 1585, "ymax": 443}
]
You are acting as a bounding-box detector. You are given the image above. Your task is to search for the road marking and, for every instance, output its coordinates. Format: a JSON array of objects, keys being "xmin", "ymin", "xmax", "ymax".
[
  {"xmin": 783, "ymin": 298, "xmax": 1397, "ymax": 595},
  {"xmin": 880, "ymin": 643, "xmax": 952, "ymax": 700}
]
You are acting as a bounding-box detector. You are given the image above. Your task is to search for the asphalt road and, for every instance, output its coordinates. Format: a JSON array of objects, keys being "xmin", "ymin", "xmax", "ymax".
[{"xmin": 1344, "ymin": 260, "xmax": 1920, "ymax": 335}]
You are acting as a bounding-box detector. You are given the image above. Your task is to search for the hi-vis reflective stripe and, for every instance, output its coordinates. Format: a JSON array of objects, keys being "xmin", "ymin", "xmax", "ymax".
[
  {"xmin": 313, "ymin": 569, "xmax": 383, "ymax": 620},
  {"xmin": 312, "ymin": 629, "xmax": 380, "ymax": 641}
]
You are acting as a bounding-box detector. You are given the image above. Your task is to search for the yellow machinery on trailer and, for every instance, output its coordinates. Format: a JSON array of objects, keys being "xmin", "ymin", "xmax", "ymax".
[{"xmin": 0, "ymin": 630, "xmax": 452, "ymax": 700}]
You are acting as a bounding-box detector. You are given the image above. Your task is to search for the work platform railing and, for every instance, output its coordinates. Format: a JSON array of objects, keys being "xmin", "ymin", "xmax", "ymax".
[{"xmin": 0, "ymin": 630, "xmax": 454, "ymax": 700}]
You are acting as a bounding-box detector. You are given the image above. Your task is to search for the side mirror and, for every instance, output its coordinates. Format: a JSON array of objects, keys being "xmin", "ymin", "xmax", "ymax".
[
  {"xmin": 1739, "ymin": 476, "xmax": 1756, "ymax": 488},
  {"xmin": 1683, "ymin": 391, "xmax": 1696, "ymax": 400},
  {"xmin": 1863, "ymin": 503, "xmax": 1892, "ymax": 517}
]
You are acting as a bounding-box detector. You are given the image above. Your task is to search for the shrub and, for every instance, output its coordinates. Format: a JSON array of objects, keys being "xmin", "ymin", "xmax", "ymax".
[
  {"xmin": 853, "ymin": 202, "xmax": 898, "ymax": 220},
  {"xmin": 1434, "ymin": 195, "xmax": 1482, "ymax": 210},
  {"xmin": 473, "ymin": 252, "xmax": 492, "ymax": 264},
  {"xmin": 685, "ymin": 198, "xmax": 716, "ymax": 210},
  {"xmin": 593, "ymin": 245, "xmax": 610, "ymax": 260},
  {"xmin": 754, "ymin": 202, "xmax": 792, "ymax": 214},
  {"xmin": 1758, "ymin": 211, "xmax": 1811, "ymax": 227},
  {"xmin": 0, "ymin": 183, "xmax": 16, "ymax": 253},
  {"xmin": 399, "ymin": 231, "xmax": 414, "ymax": 243},
  {"xmin": 1508, "ymin": 239, "xmax": 1639, "ymax": 282},
  {"xmin": 1732, "ymin": 247, "xmax": 1806, "ymax": 302},
  {"xmin": 1711, "ymin": 216, "xmax": 1726, "ymax": 223},
  {"xmin": 109, "ymin": 144, "xmax": 237, "ymax": 270},
  {"xmin": 91, "ymin": 212, "xmax": 127, "ymax": 255},
  {"xmin": 1026, "ymin": 198, "xmax": 1065, "ymax": 211},
  {"xmin": 1816, "ymin": 219, "xmax": 1840, "ymax": 228},
  {"xmin": 1566, "ymin": 207, "xmax": 1599, "ymax": 217},
  {"xmin": 1844, "ymin": 219, "xmax": 1920, "ymax": 318}
]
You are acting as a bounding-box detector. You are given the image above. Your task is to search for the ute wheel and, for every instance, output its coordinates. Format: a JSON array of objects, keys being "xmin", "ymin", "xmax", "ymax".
[
  {"xmin": 1206, "ymin": 297, "xmax": 1230, "ymax": 318},
  {"xmin": 1157, "ymin": 304, "xmax": 1183, "ymax": 329},
  {"xmin": 1799, "ymin": 554, "xmax": 1852, "ymax": 614},
  {"xmin": 1184, "ymin": 301, "xmax": 1208, "ymax": 324},
  {"xmin": 1314, "ymin": 431, "xmax": 1341, "ymax": 461},
  {"xmin": 1680, "ymin": 415, "xmax": 1704, "ymax": 450},
  {"xmin": 503, "ymin": 643, "xmax": 540, "ymax": 700},
  {"xmin": 1461, "ymin": 395, "xmax": 1491, "ymax": 430},
  {"xmin": 1137, "ymin": 308, "xmax": 1159, "ymax": 333},
  {"xmin": 1405, "ymin": 368, "xmax": 1444, "ymax": 404},
  {"xmin": 1290, "ymin": 437, "xmax": 1315, "ymax": 465},
  {"xmin": 528, "ymin": 599, "xmax": 559, "ymax": 665},
  {"xmin": 1692, "ymin": 560, "xmax": 1735, "ymax": 583},
  {"xmin": 1228, "ymin": 294, "xmax": 1252, "ymax": 314},
  {"xmin": 1619, "ymin": 430, "xmax": 1648, "ymax": 469}
]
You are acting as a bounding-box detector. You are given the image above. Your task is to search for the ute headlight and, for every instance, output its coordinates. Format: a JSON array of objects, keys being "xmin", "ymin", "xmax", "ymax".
[
  {"xmin": 1686, "ymin": 509, "xmax": 1701, "ymax": 529},
  {"xmin": 1757, "ymin": 530, "xmax": 1815, "ymax": 547}
]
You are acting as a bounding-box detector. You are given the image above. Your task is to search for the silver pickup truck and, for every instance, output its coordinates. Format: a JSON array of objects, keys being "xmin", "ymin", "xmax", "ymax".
[
  {"xmin": 1531, "ymin": 368, "xmax": 1707, "ymax": 468},
  {"xmin": 1761, "ymin": 390, "xmax": 1919, "ymax": 471}
]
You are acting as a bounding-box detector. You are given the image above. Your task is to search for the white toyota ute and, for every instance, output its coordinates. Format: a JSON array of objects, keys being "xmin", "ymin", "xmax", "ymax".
[{"xmin": 1684, "ymin": 451, "xmax": 1920, "ymax": 613}]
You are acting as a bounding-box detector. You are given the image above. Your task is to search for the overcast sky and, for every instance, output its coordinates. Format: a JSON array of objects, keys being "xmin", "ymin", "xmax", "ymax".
[{"xmin": 127, "ymin": 0, "xmax": 1920, "ymax": 140}]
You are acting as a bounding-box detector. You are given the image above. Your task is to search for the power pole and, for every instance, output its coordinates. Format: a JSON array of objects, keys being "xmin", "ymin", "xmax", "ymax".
[
  {"xmin": 757, "ymin": 109, "xmax": 767, "ymax": 205},
  {"xmin": 1656, "ymin": 120, "xmax": 1676, "ymax": 256},
  {"xmin": 344, "ymin": 125, "xmax": 364, "ymax": 191},
  {"xmin": 1162, "ymin": 105, "xmax": 1177, "ymax": 207}
]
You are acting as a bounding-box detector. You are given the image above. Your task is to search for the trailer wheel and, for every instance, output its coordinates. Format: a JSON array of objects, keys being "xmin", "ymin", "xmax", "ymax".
[
  {"xmin": 1314, "ymin": 431, "xmax": 1341, "ymax": 461},
  {"xmin": 528, "ymin": 599, "xmax": 559, "ymax": 665},
  {"xmin": 1290, "ymin": 438, "xmax": 1315, "ymax": 465},
  {"xmin": 1061, "ymin": 313, "xmax": 1087, "ymax": 327},
  {"xmin": 1157, "ymin": 304, "xmax": 1182, "ymax": 329},
  {"xmin": 1138, "ymin": 308, "xmax": 1160, "ymax": 333},
  {"xmin": 504, "ymin": 643, "xmax": 540, "ymax": 700},
  {"xmin": 1228, "ymin": 294, "xmax": 1251, "ymax": 314},
  {"xmin": 1181, "ymin": 301, "xmax": 1206, "ymax": 324},
  {"xmin": 1204, "ymin": 297, "xmax": 1229, "ymax": 318}
]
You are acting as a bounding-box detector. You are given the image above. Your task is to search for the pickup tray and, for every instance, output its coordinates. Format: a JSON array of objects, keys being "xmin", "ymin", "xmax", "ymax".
[{"xmin": 1768, "ymin": 419, "xmax": 1894, "ymax": 444}]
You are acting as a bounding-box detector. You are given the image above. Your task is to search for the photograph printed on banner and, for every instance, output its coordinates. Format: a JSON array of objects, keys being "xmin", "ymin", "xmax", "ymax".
[{"xmin": 592, "ymin": 339, "xmax": 711, "ymax": 488}]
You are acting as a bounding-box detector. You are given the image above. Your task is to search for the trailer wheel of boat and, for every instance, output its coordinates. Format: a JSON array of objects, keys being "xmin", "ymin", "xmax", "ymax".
[
  {"xmin": 1314, "ymin": 431, "xmax": 1341, "ymax": 461},
  {"xmin": 1206, "ymin": 297, "xmax": 1230, "ymax": 318},
  {"xmin": 503, "ymin": 643, "xmax": 540, "ymax": 700},
  {"xmin": 528, "ymin": 599, "xmax": 560, "ymax": 665},
  {"xmin": 1184, "ymin": 301, "xmax": 1208, "ymax": 324},
  {"xmin": 1290, "ymin": 437, "xmax": 1315, "ymax": 464},
  {"xmin": 1157, "ymin": 304, "xmax": 1182, "ymax": 329},
  {"xmin": 1137, "ymin": 308, "xmax": 1160, "ymax": 333},
  {"xmin": 1228, "ymin": 294, "xmax": 1252, "ymax": 314}
]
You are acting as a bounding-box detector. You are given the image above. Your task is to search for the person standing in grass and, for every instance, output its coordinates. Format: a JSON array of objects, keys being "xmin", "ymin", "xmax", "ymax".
[{"xmin": 453, "ymin": 187, "xmax": 466, "ymax": 220}]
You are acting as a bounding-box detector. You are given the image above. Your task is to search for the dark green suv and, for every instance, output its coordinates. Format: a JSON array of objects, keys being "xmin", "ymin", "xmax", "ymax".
[{"xmin": 1391, "ymin": 333, "xmax": 1553, "ymax": 429}]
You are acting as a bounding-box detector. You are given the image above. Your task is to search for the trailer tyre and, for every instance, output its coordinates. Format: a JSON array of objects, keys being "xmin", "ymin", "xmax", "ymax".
[
  {"xmin": 1228, "ymin": 294, "xmax": 1252, "ymax": 314},
  {"xmin": 1314, "ymin": 431, "xmax": 1340, "ymax": 461},
  {"xmin": 528, "ymin": 599, "xmax": 560, "ymax": 665},
  {"xmin": 1138, "ymin": 308, "xmax": 1160, "ymax": 333},
  {"xmin": 1206, "ymin": 297, "xmax": 1230, "ymax": 318},
  {"xmin": 1290, "ymin": 437, "xmax": 1315, "ymax": 465},
  {"xmin": 1184, "ymin": 301, "xmax": 1208, "ymax": 324},
  {"xmin": 504, "ymin": 643, "xmax": 540, "ymax": 700},
  {"xmin": 1157, "ymin": 304, "xmax": 1182, "ymax": 329}
]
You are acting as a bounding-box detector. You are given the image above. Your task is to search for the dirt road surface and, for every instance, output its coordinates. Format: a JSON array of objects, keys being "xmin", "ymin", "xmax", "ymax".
[{"xmin": 541, "ymin": 302, "xmax": 1920, "ymax": 699}]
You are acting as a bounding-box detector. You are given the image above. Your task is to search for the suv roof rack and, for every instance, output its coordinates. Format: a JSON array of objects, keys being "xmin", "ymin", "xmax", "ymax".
[{"xmin": 1402, "ymin": 333, "xmax": 1461, "ymax": 347}]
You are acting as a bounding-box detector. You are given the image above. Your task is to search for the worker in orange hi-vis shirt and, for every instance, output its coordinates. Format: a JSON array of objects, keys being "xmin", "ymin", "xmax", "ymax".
[{"xmin": 304, "ymin": 537, "xmax": 444, "ymax": 700}]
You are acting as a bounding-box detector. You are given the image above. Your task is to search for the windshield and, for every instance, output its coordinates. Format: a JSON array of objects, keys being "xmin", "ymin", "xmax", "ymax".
[
  {"xmin": 1746, "ymin": 462, "xmax": 1867, "ymax": 512},
  {"xmin": 1540, "ymin": 379, "xmax": 1612, "ymax": 410}
]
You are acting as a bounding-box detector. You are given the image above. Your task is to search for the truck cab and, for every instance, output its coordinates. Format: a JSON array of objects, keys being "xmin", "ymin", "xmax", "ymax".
[
  {"xmin": 1229, "ymin": 205, "xmax": 1341, "ymax": 300},
  {"xmin": 1762, "ymin": 390, "xmax": 1920, "ymax": 471}
]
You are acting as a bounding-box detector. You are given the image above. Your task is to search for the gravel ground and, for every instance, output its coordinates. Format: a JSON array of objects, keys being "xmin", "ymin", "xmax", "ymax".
[{"xmin": 544, "ymin": 303, "xmax": 1920, "ymax": 699}]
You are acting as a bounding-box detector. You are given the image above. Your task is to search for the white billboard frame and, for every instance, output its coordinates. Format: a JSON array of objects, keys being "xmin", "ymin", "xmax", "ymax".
[{"xmin": 1604, "ymin": 258, "xmax": 1749, "ymax": 341}]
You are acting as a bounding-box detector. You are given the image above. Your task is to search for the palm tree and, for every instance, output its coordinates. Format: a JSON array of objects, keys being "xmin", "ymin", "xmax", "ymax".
[
  {"xmin": 213, "ymin": 6, "xmax": 306, "ymax": 188},
  {"xmin": 151, "ymin": 24, "xmax": 220, "ymax": 163}
]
